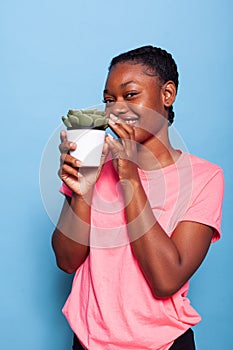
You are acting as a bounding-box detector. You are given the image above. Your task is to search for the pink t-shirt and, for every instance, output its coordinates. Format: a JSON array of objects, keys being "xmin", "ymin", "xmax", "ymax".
[{"xmin": 60, "ymin": 152, "xmax": 224, "ymax": 350}]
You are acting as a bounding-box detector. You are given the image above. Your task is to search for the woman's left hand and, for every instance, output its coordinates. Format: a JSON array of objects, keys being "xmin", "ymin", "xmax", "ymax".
[{"xmin": 105, "ymin": 121, "xmax": 140, "ymax": 183}]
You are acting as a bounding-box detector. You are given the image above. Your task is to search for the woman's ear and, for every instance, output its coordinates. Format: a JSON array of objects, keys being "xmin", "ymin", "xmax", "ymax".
[{"xmin": 161, "ymin": 81, "xmax": 177, "ymax": 107}]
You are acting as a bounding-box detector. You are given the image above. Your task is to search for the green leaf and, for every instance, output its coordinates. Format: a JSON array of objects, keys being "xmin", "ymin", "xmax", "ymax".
[
  {"xmin": 68, "ymin": 109, "xmax": 82, "ymax": 117},
  {"xmin": 68, "ymin": 115, "xmax": 80, "ymax": 127},
  {"xmin": 78, "ymin": 113, "xmax": 93, "ymax": 126},
  {"xmin": 80, "ymin": 109, "xmax": 97, "ymax": 114},
  {"xmin": 61, "ymin": 116, "xmax": 72, "ymax": 127},
  {"xmin": 93, "ymin": 117, "xmax": 108, "ymax": 129}
]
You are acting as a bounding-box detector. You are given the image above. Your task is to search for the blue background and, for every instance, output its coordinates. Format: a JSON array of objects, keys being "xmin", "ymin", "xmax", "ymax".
[{"xmin": 1, "ymin": 0, "xmax": 232, "ymax": 349}]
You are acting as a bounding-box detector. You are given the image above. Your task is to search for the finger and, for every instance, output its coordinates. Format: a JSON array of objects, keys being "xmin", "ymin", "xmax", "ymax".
[
  {"xmin": 102, "ymin": 141, "xmax": 110, "ymax": 156},
  {"xmin": 59, "ymin": 140, "xmax": 77, "ymax": 153},
  {"xmin": 122, "ymin": 135, "xmax": 137, "ymax": 153},
  {"xmin": 106, "ymin": 134, "xmax": 123, "ymax": 149},
  {"xmin": 118, "ymin": 122, "xmax": 135, "ymax": 140},
  {"xmin": 59, "ymin": 163, "xmax": 79, "ymax": 179},
  {"xmin": 109, "ymin": 120, "xmax": 135, "ymax": 140},
  {"xmin": 106, "ymin": 135, "xmax": 126, "ymax": 160},
  {"xmin": 60, "ymin": 153, "xmax": 82, "ymax": 167},
  {"xmin": 60, "ymin": 130, "xmax": 67, "ymax": 143},
  {"xmin": 106, "ymin": 129, "xmax": 135, "ymax": 155},
  {"xmin": 113, "ymin": 123, "xmax": 137, "ymax": 155},
  {"xmin": 100, "ymin": 142, "xmax": 109, "ymax": 166}
]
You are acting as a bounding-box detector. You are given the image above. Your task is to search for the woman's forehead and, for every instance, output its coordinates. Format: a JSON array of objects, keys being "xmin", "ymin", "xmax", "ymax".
[{"xmin": 106, "ymin": 62, "xmax": 159, "ymax": 87}]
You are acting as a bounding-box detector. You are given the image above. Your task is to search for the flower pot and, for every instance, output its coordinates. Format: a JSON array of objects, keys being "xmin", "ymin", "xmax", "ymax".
[{"xmin": 67, "ymin": 128, "xmax": 105, "ymax": 167}]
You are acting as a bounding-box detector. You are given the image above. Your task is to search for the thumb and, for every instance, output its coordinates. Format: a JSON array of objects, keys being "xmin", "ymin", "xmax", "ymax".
[{"xmin": 100, "ymin": 142, "xmax": 109, "ymax": 167}]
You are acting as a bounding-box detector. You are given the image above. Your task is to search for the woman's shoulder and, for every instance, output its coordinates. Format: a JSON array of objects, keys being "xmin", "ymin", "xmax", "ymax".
[
  {"xmin": 180, "ymin": 152, "xmax": 224, "ymax": 195},
  {"xmin": 183, "ymin": 151, "xmax": 223, "ymax": 175}
]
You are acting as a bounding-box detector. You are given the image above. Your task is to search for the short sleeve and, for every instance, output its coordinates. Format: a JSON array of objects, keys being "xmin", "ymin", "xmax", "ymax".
[
  {"xmin": 180, "ymin": 168, "xmax": 224, "ymax": 242},
  {"xmin": 59, "ymin": 182, "xmax": 72, "ymax": 198}
]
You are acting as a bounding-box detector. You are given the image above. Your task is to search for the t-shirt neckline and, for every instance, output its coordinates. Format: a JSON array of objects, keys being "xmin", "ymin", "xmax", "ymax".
[{"xmin": 137, "ymin": 150, "xmax": 186, "ymax": 178}]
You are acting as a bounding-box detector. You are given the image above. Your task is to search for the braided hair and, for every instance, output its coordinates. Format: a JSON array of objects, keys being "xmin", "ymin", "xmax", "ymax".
[{"xmin": 108, "ymin": 45, "xmax": 179, "ymax": 125}]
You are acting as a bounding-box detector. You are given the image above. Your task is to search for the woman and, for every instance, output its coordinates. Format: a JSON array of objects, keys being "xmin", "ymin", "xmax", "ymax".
[{"xmin": 52, "ymin": 46, "xmax": 224, "ymax": 349}]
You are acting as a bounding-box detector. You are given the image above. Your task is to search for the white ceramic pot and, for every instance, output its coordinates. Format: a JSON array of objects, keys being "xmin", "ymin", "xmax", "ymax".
[{"xmin": 67, "ymin": 128, "xmax": 105, "ymax": 167}]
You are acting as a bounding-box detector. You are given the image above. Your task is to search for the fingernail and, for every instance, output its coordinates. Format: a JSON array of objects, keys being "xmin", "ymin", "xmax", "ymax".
[
  {"xmin": 110, "ymin": 113, "xmax": 117, "ymax": 118},
  {"xmin": 109, "ymin": 119, "xmax": 115, "ymax": 125},
  {"xmin": 110, "ymin": 113, "xmax": 118, "ymax": 121},
  {"xmin": 76, "ymin": 160, "xmax": 82, "ymax": 166}
]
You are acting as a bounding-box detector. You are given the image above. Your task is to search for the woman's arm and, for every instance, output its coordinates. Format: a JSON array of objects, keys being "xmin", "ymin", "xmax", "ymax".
[
  {"xmin": 122, "ymin": 177, "xmax": 213, "ymax": 298},
  {"xmin": 52, "ymin": 192, "xmax": 91, "ymax": 274},
  {"xmin": 51, "ymin": 131, "xmax": 108, "ymax": 273},
  {"xmin": 106, "ymin": 123, "xmax": 214, "ymax": 298}
]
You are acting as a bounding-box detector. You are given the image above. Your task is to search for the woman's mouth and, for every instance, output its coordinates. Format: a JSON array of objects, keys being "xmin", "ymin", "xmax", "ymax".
[
  {"xmin": 124, "ymin": 118, "xmax": 139, "ymax": 125},
  {"xmin": 109, "ymin": 114, "xmax": 139, "ymax": 126}
]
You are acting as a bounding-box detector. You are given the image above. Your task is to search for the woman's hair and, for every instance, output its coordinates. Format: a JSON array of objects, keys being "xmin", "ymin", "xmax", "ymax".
[{"xmin": 108, "ymin": 45, "xmax": 179, "ymax": 125}]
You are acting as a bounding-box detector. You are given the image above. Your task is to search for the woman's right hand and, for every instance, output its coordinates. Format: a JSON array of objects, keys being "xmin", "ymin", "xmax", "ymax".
[{"xmin": 58, "ymin": 130, "xmax": 108, "ymax": 196}]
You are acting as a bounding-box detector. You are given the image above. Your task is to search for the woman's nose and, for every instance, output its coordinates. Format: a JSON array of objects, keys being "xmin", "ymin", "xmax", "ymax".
[{"xmin": 108, "ymin": 101, "xmax": 128, "ymax": 117}]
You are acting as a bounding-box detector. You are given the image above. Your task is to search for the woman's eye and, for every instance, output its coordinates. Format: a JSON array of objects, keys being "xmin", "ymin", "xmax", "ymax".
[
  {"xmin": 102, "ymin": 98, "xmax": 115, "ymax": 105},
  {"xmin": 125, "ymin": 92, "xmax": 138, "ymax": 99}
]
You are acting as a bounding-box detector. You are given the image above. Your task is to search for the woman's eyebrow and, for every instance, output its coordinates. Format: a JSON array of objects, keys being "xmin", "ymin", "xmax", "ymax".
[
  {"xmin": 120, "ymin": 80, "xmax": 135, "ymax": 88},
  {"xmin": 104, "ymin": 80, "xmax": 136, "ymax": 94}
]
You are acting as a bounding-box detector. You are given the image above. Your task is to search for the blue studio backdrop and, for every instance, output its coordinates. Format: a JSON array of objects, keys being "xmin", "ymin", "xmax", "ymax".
[{"xmin": 0, "ymin": 1, "xmax": 232, "ymax": 349}]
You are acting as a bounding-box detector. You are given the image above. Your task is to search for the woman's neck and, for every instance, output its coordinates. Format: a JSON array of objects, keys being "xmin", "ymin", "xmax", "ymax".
[{"xmin": 137, "ymin": 132, "xmax": 181, "ymax": 171}]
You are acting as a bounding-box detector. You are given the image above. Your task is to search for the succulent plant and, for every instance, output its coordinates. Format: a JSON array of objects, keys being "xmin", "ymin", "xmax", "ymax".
[{"xmin": 61, "ymin": 109, "xmax": 109, "ymax": 130}]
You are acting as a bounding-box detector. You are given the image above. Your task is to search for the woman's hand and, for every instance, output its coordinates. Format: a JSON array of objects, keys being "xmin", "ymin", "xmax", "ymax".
[
  {"xmin": 106, "ymin": 122, "xmax": 140, "ymax": 184},
  {"xmin": 58, "ymin": 130, "xmax": 109, "ymax": 196}
]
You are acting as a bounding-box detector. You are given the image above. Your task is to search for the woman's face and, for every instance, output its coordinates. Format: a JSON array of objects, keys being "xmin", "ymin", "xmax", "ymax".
[{"xmin": 103, "ymin": 62, "xmax": 170, "ymax": 144}]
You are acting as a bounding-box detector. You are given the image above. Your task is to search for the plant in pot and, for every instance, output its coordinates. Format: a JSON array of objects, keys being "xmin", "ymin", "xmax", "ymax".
[{"xmin": 61, "ymin": 109, "xmax": 109, "ymax": 167}]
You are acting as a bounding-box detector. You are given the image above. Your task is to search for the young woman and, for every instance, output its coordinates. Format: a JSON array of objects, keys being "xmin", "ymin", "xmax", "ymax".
[{"xmin": 52, "ymin": 46, "xmax": 224, "ymax": 350}]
